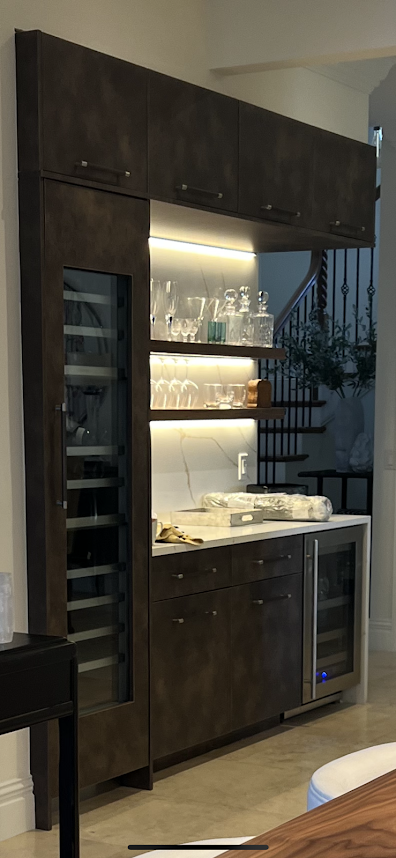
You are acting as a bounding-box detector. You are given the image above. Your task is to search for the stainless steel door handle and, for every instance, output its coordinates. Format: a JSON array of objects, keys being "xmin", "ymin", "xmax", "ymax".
[
  {"xmin": 55, "ymin": 403, "xmax": 67, "ymax": 510},
  {"xmin": 172, "ymin": 618, "xmax": 184, "ymax": 624},
  {"xmin": 312, "ymin": 538, "xmax": 319, "ymax": 700},
  {"xmin": 172, "ymin": 573, "xmax": 184, "ymax": 579}
]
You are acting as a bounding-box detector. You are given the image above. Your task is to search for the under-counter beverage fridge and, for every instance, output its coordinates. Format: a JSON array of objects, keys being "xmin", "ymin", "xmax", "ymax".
[{"xmin": 303, "ymin": 526, "xmax": 364, "ymax": 704}]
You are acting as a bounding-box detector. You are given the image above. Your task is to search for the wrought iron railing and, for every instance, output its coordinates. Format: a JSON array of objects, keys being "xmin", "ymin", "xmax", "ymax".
[{"xmin": 258, "ymin": 244, "xmax": 377, "ymax": 488}]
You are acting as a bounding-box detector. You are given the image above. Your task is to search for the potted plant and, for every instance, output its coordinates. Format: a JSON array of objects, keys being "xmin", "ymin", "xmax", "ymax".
[{"xmin": 279, "ymin": 308, "xmax": 377, "ymax": 470}]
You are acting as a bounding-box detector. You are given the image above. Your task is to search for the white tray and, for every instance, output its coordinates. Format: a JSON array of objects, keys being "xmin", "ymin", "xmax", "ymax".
[{"xmin": 170, "ymin": 507, "xmax": 264, "ymax": 527}]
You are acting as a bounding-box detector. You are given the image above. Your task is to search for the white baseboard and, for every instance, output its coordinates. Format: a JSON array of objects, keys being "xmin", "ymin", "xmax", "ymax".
[
  {"xmin": 369, "ymin": 619, "xmax": 393, "ymax": 651},
  {"xmin": 0, "ymin": 777, "xmax": 34, "ymax": 842}
]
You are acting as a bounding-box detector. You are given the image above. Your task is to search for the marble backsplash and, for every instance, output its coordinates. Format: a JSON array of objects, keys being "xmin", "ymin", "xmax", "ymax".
[{"xmin": 151, "ymin": 419, "xmax": 257, "ymax": 520}]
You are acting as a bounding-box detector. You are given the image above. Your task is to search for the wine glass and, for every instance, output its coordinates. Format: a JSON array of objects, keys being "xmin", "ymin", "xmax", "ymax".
[
  {"xmin": 179, "ymin": 360, "xmax": 199, "ymax": 409},
  {"xmin": 180, "ymin": 319, "xmax": 193, "ymax": 344},
  {"xmin": 150, "ymin": 279, "xmax": 161, "ymax": 339},
  {"xmin": 153, "ymin": 358, "xmax": 170, "ymax": 409},
  {"xmin": 163, "ymin": 281, "xmax": 179, "ymax": 341},
  {"xmin": 170, "ymin": 318, "xmax": 182, "ymax": 342},
  {"xmin": 168, "ymin": 359, "xmax": 183, "ymax": 409}
]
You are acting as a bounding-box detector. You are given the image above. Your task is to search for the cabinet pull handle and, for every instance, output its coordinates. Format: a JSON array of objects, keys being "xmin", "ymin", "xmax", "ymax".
[
  {"xmin": 209, "ymin": 567, "xmax": 217, "ymax": 573},
  {"xmin": 253, "ymin": 594, "xmax": 292, "ymax": 605},
  {"xmin": 261, "ymin": 204, "xmax": 301, "ymax": 219},
  {"xmin": 312, "ymin": 539, "xmax": 319, "ymax": 701},
  {"xmin": 172, "ymin": 573, "xmax": 184, "ymax": 579},
  {"xmin": 76, "ymin": 160, "xmax": 131, "ymax": 178},
  {"xmin": 330, "ymin": 220, "xmax": 366, "ymax": 233},
  {"xmin": 252, "ymin": 554, "xmax": 292, "ymax": 566},
  {"xmin": 205, "ymin": 610, "xmax": 218, "ymax": 616},
  {"xmin": 55, "ymin": 403, "xmax": 67, "ymax": 510},
  {"xmin": 172, "ymin": 618, "xmax": 184, "ymax": 624},
  {"xmin": 176, "ymin": 183, "xmax": 223, "ymax": 200}
]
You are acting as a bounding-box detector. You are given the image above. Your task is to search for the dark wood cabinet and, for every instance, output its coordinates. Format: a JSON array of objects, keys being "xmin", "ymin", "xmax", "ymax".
[
  {"xmin": 231, "ymin": 574, "xmax": 303, "ymax": 730},
  {"xmin": 152, "ymin": 590, "xmax": 231, "ymax": 759},
  {"xmin": 152, "ymin": 547, "xmax": 232, "ymax": 601},
  {"xmin": 19, "ymin": 176, "xmax": 150, "ymax": 821},
  {"xmin": 148, "ymin": 72, "xmax": 238, "ymax": 212},
  {"xmin": 239, "ymin": 103, "xmax": 314, "ymax": 228},
  {"xmin": 16, "ymin": 31, "xmax": 148, "ymax": 194},
  {"xmin": 312, "ymin": 129, "xmax": 376, "ymax": 243},
  {"xmin": 232, "ymin": 535, "xmax": 303, "ymax": 585}
]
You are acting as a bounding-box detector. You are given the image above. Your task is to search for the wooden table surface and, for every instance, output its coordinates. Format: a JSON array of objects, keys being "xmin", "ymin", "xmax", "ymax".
[{"xmin": 225, "ymin": 768, "xmax": 396, "ymax": 857}]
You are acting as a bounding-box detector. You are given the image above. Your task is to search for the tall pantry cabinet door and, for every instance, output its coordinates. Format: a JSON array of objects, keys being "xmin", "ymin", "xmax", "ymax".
[{"xmin": 22, "ymin": 179, "xmax": 150, "ymax": 823}]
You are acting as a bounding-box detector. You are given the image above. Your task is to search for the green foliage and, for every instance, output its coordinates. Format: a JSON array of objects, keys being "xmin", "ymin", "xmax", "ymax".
[{"xmin": 280, "ymin": 307, "xmax": 376, "ymax": 398}]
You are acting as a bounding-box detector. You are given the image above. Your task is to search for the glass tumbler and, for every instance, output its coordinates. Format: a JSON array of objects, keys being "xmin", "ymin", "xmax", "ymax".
[
  {"xmin": 227, "ymin": 384, "xmax": 246, "ymax": 408},
  {"xmin": 204, "ymin": 383, "xmax": 222, "ymax": 408},
  {"xmin": 0, "ymin": 573, "xmax": 14, "ymax": 644}
]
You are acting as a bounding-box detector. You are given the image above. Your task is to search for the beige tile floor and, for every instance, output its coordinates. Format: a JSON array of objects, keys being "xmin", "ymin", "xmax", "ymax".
[{"xmin": 1, "ymin": 650, "xmax": 395, "ymax": 857}]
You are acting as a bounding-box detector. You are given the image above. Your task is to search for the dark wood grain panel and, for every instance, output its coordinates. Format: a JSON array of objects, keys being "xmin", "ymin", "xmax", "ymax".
[
  {"xmin": 239, "ymin": 103, "xmax": 314, "ymax": 228},
  {"xmin": 232, "ymin": 535, "xmax": 303, "ymax": 585},
  {"xmin": 225, "ymin": 768, "xmax": 396, "ymax": 857},
  {"xmin": 40, "ymin": 32, "xmax": 147, "ymax": 192},
  {"xmin": 152, "ymin": 547, "xmax": 231, "ymax": 601},
  {"xmin": 313, "ymin": 128, "xmax": 376, "ymax": 244},
  {"xmin": 152, "ymin": 590, "xmax": 231, "ymax": 759},
  {"xmin": 231, "ymin": 574, "xmax": 303, "ymax": 729},
  {"xmin": 148, "ymin": 71, "xmax": 238, "ymax": 212}
]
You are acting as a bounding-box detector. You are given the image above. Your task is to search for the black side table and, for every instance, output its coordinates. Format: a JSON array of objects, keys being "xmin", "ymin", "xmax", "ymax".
[{"xmin": 0, "ymin": 633, "xmax": 79, "ymax": 857}]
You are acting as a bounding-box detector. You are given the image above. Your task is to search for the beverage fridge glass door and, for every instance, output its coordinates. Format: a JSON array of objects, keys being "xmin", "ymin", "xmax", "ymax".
[
  {"xmin": 64, "ymin": 267, "xmax": 130, "ymax": 714},
  {"xmin": 303, "ymin": 526, "xmax": 363, "ymax": 704}
]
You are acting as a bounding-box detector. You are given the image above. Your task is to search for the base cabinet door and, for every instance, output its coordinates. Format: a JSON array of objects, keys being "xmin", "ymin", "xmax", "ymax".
[
  {"xmin": 152, "ymin": 590, "xmax": 231, "ymax": 759},
  {"xmin": 231, "ymin": 574, "xmax": 303, "ymax": 730}
]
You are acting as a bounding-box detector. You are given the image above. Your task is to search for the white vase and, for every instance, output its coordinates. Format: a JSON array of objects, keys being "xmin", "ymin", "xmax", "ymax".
[{"xmin": 334, "ymin": 397, "xmax": 364, "ymax": 472}]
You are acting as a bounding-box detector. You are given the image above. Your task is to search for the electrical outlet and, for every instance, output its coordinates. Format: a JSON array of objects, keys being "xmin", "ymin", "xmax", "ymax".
[
  {"xmin": 385, "ymin": 449, "xmax": 396, "ymax": 470},
  {"xmin": 238, "ymin": 452, "xmax": 248, "ymax": 480}
]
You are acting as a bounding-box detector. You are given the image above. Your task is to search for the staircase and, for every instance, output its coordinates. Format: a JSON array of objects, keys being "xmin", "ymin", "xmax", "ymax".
[{"xmin": 256, "ymin": 242, "xmax": 377, "ymax": 491}]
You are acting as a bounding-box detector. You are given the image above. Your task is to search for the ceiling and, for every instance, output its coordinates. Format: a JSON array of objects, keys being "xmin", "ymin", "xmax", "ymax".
[{"xmin": 307, "ymin": 56, "xmax": 396, "ymax": 94}]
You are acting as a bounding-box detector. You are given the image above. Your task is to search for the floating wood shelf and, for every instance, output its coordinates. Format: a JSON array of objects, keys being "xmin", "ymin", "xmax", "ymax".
[
  {"xmin": 150, "ymin": 340, "xmax": 286, "ymax": 361},
  {"xmin": 150, "ymin": 407, "xmax": 286, "ymax": 421}
]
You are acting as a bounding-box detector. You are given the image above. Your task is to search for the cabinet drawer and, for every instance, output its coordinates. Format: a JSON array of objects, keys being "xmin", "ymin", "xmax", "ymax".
[
  {"xmin": 232, "ymin": 536, "xmax": 303, "ymax": 585},
  {"xmin": 152, "ymin": 547, "xmax": 231, "ymax": 600},
  {"xmin": 231, "ymin": 574, "xmax": 303, "ymax": 729},
  {"xmin": 152, "ymin": 589, "xmax": 231, "ymax": 758}
]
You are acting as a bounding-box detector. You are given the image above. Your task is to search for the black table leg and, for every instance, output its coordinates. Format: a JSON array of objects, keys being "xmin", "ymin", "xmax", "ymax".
[
  {"xmin": 59, "ymin": 656, "xmax": 79, "ymax": 857},
  {"xmin": 317, "ymin": 477, "xmax": 323, "ymax": 496}
]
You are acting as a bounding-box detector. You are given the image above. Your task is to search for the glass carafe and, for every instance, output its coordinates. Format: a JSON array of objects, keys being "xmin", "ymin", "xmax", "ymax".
[
  {"xmin": 253, "ymin": 290, "xmax": 274, "ymax": 347},
  {"xmin": 222, "ymin": 289, "xmax": 242, "ymax": 345},
  {"xmin": 239, "ymin": 285, "xmax": 254, "ymax": 347}
]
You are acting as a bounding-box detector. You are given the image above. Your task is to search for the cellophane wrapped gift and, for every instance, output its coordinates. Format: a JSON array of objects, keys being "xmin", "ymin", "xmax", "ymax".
[{"xmin": 202, "ymin": 492, "xmax": 332, "ymax": 522}]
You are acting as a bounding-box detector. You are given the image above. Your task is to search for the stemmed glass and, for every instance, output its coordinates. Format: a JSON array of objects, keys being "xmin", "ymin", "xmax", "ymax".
[
  {"xmin": 163, "ymin": 281, "xmax": 179, "ymax": 341},
  {"xmin": 167, "ymin": 359, "xmax": 183, "ymax": 409},
  {"xmin": 150, "ymin": 279, "xmax": 161, "ymax": 340},
  {"xmin": 153, "ymin": 358, "xmax": 170, "ymax": 409},
  {"xmin": 179, "ymin": 360, "xmax": 199, "ymax": 409}
]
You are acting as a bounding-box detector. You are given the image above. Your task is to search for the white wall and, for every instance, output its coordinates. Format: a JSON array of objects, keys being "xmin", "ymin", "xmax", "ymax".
[
  {"xmin": 371, "ymin": 136, "xmax": 396, "ymax": 651},
  {"xmin": 223, "ymin": 67, "xmax": 369, "ymax": 141},
  {"xmin": 207, "ymin": 0, "xmax": 396, "ymax": 73}
]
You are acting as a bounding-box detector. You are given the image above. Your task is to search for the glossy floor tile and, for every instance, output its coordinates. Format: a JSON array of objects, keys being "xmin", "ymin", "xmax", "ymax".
[{"xmin": 0, "ymin": 651, "xmax": 395, "ymax": 856}]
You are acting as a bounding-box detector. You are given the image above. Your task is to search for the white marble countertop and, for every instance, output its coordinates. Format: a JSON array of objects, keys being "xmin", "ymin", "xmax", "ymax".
[{"xmin": 152, "ymin": 514, "xmax": 370, "ymax": 556}]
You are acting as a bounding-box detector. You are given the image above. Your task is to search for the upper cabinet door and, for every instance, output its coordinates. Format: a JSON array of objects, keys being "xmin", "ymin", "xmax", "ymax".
[
  {"xmin": 239, "ymin": 102, "xmax": 314, "ymax": 228},
  {"xmin": 148, "ymin": 72, "xmax": 238, "ymax": 212},
  {"xmin": 40, "ymin": 34, "xmax": 148, "ymax": 192},
  {"xmin": 312, "ymin": 130, "xmax": 376, "ymax": 244}
]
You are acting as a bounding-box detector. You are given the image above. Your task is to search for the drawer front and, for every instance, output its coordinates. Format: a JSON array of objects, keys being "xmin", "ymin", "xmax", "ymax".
[
  {"xmin": 152, "ymin": 547, "xmax": 231, "ymax": 600},
  {"xmin": 232, "ymin": 535, "xmax": 303, "ymax": 585}
]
